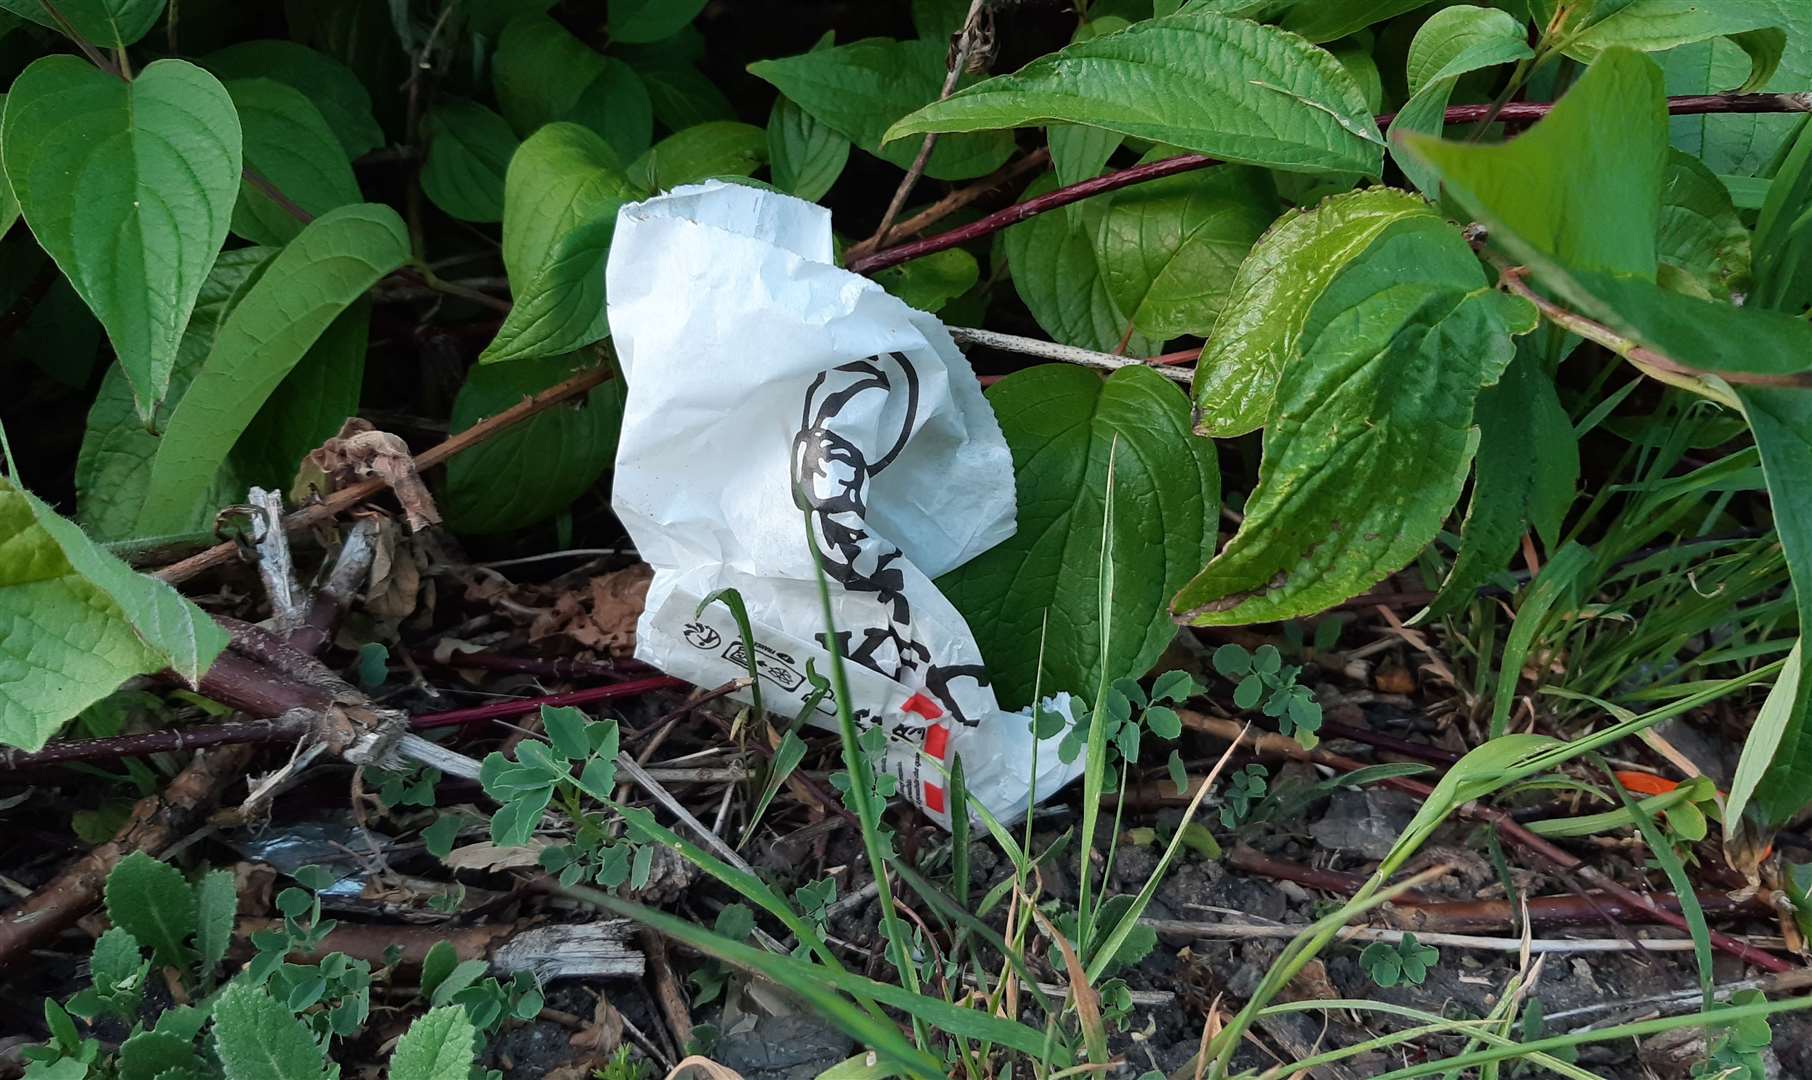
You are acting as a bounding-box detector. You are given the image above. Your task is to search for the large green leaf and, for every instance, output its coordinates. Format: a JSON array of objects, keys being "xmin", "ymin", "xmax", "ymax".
[
  {"xmin": 1662, "ymin": 1, "xmax": 1811, "ymax": 177},
  {"xmin": 136, "ymin": 204, "xmax": 409, "ymax": 535},
  {"xmin": 1191, "ymin": 187, "xmax": 1435, "ymax": 437},
  {"xmin": 607, "ymin": 0, "xmax": 707, "ymax": 44},
  {"xmin": 1658, "ymin": 148, "xmax": 1753, "ymax": 300},
  {"xmin": 0, "ymin": 477, "xmax": 228, "ymax": 750},
  {"xmin": 443, "ymin": 354, "xmax": 625, "ymax": 534},
  {"xmin": 226, "ymin": 78, "xmax": 361, "ymax": 246},
  {"xmin": 1399, "ymin": 47, "xmax": 1669, "ymax": 280},
  {"xmin": 765, "ymin": 34, "xmax": 849, "ymax": 204},
  {"xmin": 0, "ymin": 0, "xmax": 162, "ymax": 47},
  {"xmin": 883, "ymin": 13, "xmax": 1385, "ymax": 177},
  {"xmin": 1174, "ymin": 219, "xmax": 1537, "ymax": 625},
  {"xmin": 1386, "ymin": 5, "xmax": 1534, "ymax": 196},
  {"xmin": 874, "ymin": 248, "xmax": 978, "ymax": 313},
  {"xmin": 494, "ymin": 14, "xmax": 652, "ymax": 162},
  {"xmin": 204, "ymin": 40, "xmax": 384, "ymax": 158},
  {"xmin": 482, "ymin": 123, "xmax": 637, "ymax": 365},
  {"xmin": 1280, "ymin": 0, "xmax": 1431, "ymax": 43},
  {"xmin": 748, "ymin": 37, "xmax": 1017, "ymax": 181},
  {"xmin": 1, "ymin": 57, "xmax": 242, "ymax": 419},
  {"xmin": 421, "ymin": 100, "xmax": 519, "ymax": 223},
  {"xmin": 1570, "ymin": 0, "xmax": 1793, "ymax": 91},
  {"xmin": 104, "ymin": 851, "xmax": 195, "ymax": 969},
  {"xmin": 1095, "ymin": 159, "xmax": 1277, "ymax": 339},
  {"xmin": 210, "ymin": 983, "xmax": 336, "ymax": 1080},
  {"xmin": 1003, "ymin": 172, "xmax": 1152, "ymax": 354},
  {"xmin": 941, "ymin": 365, "xmax": 1217, "ymax": 708},
  {"xmin": 0, "ymin": 95, "xmax": 14, "ymax": 239},
  {"xmin": 387, "ymin": 1006, "xmax": 476, "ymax": 1080},
  {"xmin": 235, "ymin": 299, "xmax": 371, "ymax": 489},
  {"xmin": 76, "ymin": 248, "xmax": 274, "ymax": 541},
  {"xmin": 632, "ymin": 54, "xmax": 733, "ymax": 133},
  {"xmin": 627, "ymin": 120, "xmax": 767, "ymax": 190}
]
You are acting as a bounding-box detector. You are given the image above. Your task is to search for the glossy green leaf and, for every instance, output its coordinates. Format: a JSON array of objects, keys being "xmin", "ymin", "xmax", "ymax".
[
  {"xmin": 482, "ymin": 123, "xmax": 637, "ymax": 364},
  {"xmin": 768, "ymin": 92, "xmax": 849, "ymax": 202},
  {"xmin": 1004, "ymin": 172, "xmax": 1152, "ymax": 354},
  {"xmin": 940, "ymin": 365, "xmax": 1218, "ymax": 708},
  {"xmin": 136, "ymin": 204, "xmax": 409, "ymax": 535},
  {"xmin": 0, "ymin": 95, "xmax": 14, "ymax": 239},
  {"xmin": 205, "ymin": 40, "xmax": 384, "ymax": 158},
  {"xmin": 628, "ymin": 120, "xmax": 767, "ymax": 190},
  {"xmin": 495, "ymin": 14, "xmax": 653, "ymax": 162},
  {"xmin": 884, "ymin": 13, "xmax": 1385, "ymax": 177},
  {"xmin": 1281, "ymin": 0, "xmax": 1430, "ymax": 42},
  {"xmin": 874, "ymin": 247, "xmax": 978, "ymax": 314},
  {"xmin": 76, "ymin": 248, "xmax": 274, "ymax": 541},
  {"xmin": 1659, "ymin": 148, "xmax": 1753, "ymax": 299},
  {"xmin": 633, "ymin": 55, "xmax": 734, "ymax": 132},
  {"xmin": 607, "ymin": 0, "xmax": 707, "ymax": 44},
  {"xmin": 226, "ymin": 78, "xmax": 361, "ymax": 246},
  {"xmin": 211, "ymin": 982, "xmax": 335, "ymax": 1080},
  {"xmin": 1, "ymin": 57, "xmax": 241, "ymax": 419},
  {"xmin": 1661, "ymin": 4, "xmax": 1810, "ymax": 177},
  {"xmin": 0, "ymin": 478, "xmax": 228, "ymax": 750},
  {"xmin": 421, "ymin": 100, "xmax": 519, "ymax": 223},
  {"xmin": 444, "ymin": 354, "xmax": 625, "ymax": 534},
  {"xmin": 387, "ymin": 1006, "xmax": 477, "ymax": 1080},
  {"xmin": 235, "ymin": 299, "xmax": 370, "ymax": 489},
  {"xmin": 749, "ymin": 37, "xmax": 1017, "ymax": 181},
  {"xmin": 1046, "ymin": 17, "xmax": 1130, "ymax": 213},
  {"xmin": 1174, "ymin": 220, "xmax": 1537, "ymax": 625},
  {"xmin": 1096, "ymin": 159, "xmax": 1277, "ymax": 339},
  {"xmin": 1387, "ymin": 5, "xmax": 1534, "ymax": 195},
  {"xmin": 1191, "ymin": 187, "xmax": 1435, "ymax": 437},
  {"xmin": 0, "ymin": 0, "xmax": 162, "ymax": 47},
  {"xmin": 1399, "ymin": 48, "xmax": 1669, "ymax": 279},
  {"xmin": 104, "ymin": 851, "xmax": 195, "ymax": 969},
  {"xmin": 1570, "ymin": 0, "xmax": 1793, "ymax": 92}
]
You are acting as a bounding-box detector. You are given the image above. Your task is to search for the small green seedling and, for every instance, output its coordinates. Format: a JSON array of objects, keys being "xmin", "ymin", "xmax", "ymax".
[
  {"xmin": 1360, "ymin": 933, "xmax": 1440, "ymax": 988},
  {"xmin": 1693, "ymin": 991, "xmax": 1774, "ymax": 1079},
  {"xmin": 1212, "ymin": 644, "xmax": 1322, "ymax": 747},
  {"xmin": 1218, "ymin": 764, "xmax": 1268, "ymax": 828}
]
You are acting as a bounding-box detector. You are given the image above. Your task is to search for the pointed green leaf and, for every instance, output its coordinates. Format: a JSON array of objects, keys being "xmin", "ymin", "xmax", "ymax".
[
  {"xmin": 1660, "ymin": 4, "xmax": 1810, "ymax": 176},
  {"xmin": 495, "ymin": 14, "xmax": 652, "ymax": 162},
  {"xmin": 0, "ymin": 0, "xmax": 163, "ymax": 47},
  {"xmin": 210, "ymin": 982, "xmax": 336, "ymax": 1080},
  {"xmin": 104, "ymin": 852, "xmax": 196, "ymax": 969},
  {"xmin": 135, "ymin": 204, "xmax": 409, "ymax": 534},
  {"xmin": 1570, "ymin": 0, "xmax": 1791, "ymax": 92},
  {"xmin": 940, "ymin": 366, "xmax": 1218, "ymax": 708},
  {"xmin": 749, "ymin": 37, "xmax": 1016, "ymax": 181},
  {"xmin": 1658, "ymin": 149, "xmax": 1753, "ymax": 299},
  {"xmin": 633, "ymin": 55, "xmax": 732, "ymax": 133},
  {"xmin": 1, "ymin": 57, "xmax": 242, "ymax": 418},
  {"xmin": 1490, "ymin": 542, "xmax": 1594, "ymax": 738},
  {"xmin": 226, "ymin": 78, "xmax": 360, "ymax": 245},
  {"xmin": 1192, "ymin": 187, "xmax": 1434, "ymax": 437},
  {"xmin": 883, "ymin": 13, "xmax": 1385, "ymax": 177},
  {"xmin": 192, "ymin": 869, "xmax": 236, "ymax": 982},
  {"xmin": 873, "ymin": 247, "xmax": 978, "ymax": 314},
  {"xmin": 1004, "ymin": 172, "xmax": 1152, "ymax": 353},
  {"xmin": 628, "ymin": 120, "xmax": 767, "ymax": 191},
  {"xmin": 768, "ymin": 77, "xmax": 850, "ymax": 203},
  {"xmin": 0, "ymin": 480, "xmax": 229, "ymax": 749},
  {"xmin": 607, "ymin": 0, "xmax": 707, "ymax": 44},
  {"xmin": 1280, "ymin": 0, "xmax": 1432, "ymax": 42},
  {"xmin": 235, "ymin": 299, "xmax": 371, "ymax": 491},
  {"xmin": 1753, "ymin": 114, "xmax": 1812, "ymax": 314},
  {"xmin": 1386, "ymin": 5, "xmax": 1534, "ymax": 195},
  {"xmin": 0, "ymin": 94, "xmax": 14, "ymax": 240},
  {"xmin": 387, "ymin": 1005, "xmax": 476, "ymax": 1080},
  {"xmin": 1175, "ymin": 219, "xmax": 1537, "ymax": 625},
  {"xmin": 205, "ymin": 40, "xmax": 384, "ymax": 158},
  {"xmin": 421, "ymin": 100, "xmax": 519, "ymax": 224}
]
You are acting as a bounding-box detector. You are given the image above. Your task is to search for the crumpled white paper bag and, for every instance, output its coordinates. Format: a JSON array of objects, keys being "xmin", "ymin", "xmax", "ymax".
[{"xmin": 607, "ymin": 180, "xmax": 1083, "ymax": 827}]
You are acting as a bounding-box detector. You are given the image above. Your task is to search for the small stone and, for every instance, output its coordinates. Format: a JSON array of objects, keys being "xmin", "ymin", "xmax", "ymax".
[
  {"xmin": 1308, "ymin": 789, "xmax": 1415, "ymax": 861},
  {"xmin": 715, "ymin": 1015, "xmax": 857, "ymax": 1080}
]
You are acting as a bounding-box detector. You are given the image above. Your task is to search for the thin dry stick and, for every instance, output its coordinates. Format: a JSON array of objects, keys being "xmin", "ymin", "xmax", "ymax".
[
  {"xmin": 846, "ymin": 92, "xmax": 1812, "ymax": 275},
  {"xmin": 155, "ymin": 362, "xmax": 613, "ymax": 585},
  {"xmin": 949, "ymin": 326, "xmax": 1191, "ymax": 382},
  {"xmin": 864, "ymin": 0, "xmax": 989, "ymax": 250},
  {"xmin": 1140, "ymin": 917, "xmax": 1783, "ymax": 955},
  {"xmin": 845, "ymin": 148, "xmax": 1050, "ymax": 263}
]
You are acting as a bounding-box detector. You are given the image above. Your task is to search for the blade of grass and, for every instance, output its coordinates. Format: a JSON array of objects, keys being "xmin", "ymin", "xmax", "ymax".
[
  {"xmin": 1491, "ymin": 542, "xmax": 1593, "ymax": 737},
  {"xmin": 1076, "ymin": 439, "xmax": 1120, "ymax": 955},
  {"xmin": 1026, "ymin": 896, "xmax": 1109, "ymax": 1066},
  {"xmin": 699, "ymin": 587, "xmax": 766, "ymax": 727}
]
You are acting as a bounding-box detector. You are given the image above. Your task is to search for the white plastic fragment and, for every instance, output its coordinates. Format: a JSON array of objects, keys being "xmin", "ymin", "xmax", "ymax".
[{"xmin": 607, "ymin": 180, "xmax": 1084, "ymax": 829}]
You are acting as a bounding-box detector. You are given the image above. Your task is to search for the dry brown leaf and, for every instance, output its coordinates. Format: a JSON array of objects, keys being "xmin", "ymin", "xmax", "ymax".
[
  {"xmin": 365, "ymin": 522, "xmax": 423, "ymax": 621},
  {"xmin": 528, "ymin": 563, "xmax": 651, "ymax": 657},
  {"xmin": 297, "ymin": 418, "xmax": 441, "ymax": 531},
  {"xmin": 569, "ymin": 993, "xmax": 626, "ymax": 1056},
  {"xmin": 443, "ymin": 838, "xmax": 552, "ymax": 871},
  {"xmin": 665, "ymin": 1057, "xmax": 745, "ymax": 1080}
]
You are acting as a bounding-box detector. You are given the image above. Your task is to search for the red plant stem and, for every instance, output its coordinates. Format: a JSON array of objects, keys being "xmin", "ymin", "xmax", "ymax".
[
  {"xmin": 1319, "ymin": 718, "xmax": 1464, "ymax": 765},
  {"xmin": 0, "ymin": 717, "xmax": 310, "ymax": 770},
  {"xmin": 847, "ymin": 92, "xmax": 1812, "ymax": 275},
  {"xmin": 410, "ymin": 676, "xmax": 691, "ymax": 730}
]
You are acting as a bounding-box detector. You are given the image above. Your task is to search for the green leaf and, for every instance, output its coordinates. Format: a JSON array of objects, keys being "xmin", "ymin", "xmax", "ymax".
[
  {"xmin": 1191, "ymin": 187, "xmax": 1435, "ymax": 437},
  {"xmin": 1658, "ymin": 148, "xmax": 1753, "ymax": 300},
  {"xmin": 1096, "ymin": 159, "xmax": 1277, "ymax": 339},
  {"xmin": 749, "ymin": 37, "xmax": 1017, "ymax": 181},
  {"xmin": 225, "ymin": 78, "xmax": 360, "ymax": 245},
  {"xmin": 387, "ymin": 1006, "xmax": 476, "ymax": 1080},
  {"xmin": 91, "ymin": 926, "xmax": 143, "ymax": 991},
  {"xmin": 204, "ymin": 40, "xmax": 385, "ymax": 158},
  {"xmin": 883, "ymin": 13, "xmax": 1385, "ymax": 177},
  {"xmin": 1, "ymin": 56, "xmax": 242, "ymax": 419},
  {"xmin": 75, "ymin": 247, "xmax": 274, "ymax": 541},
  {"xmin": 1753, "ymin": 116, "xmax": 1812, "ymax": 314},
  {"xmin": 1003, "ymin": 172, "xmax": 1152, "ymax": 353},
  {"xmin": 210, "ymin": 982, "xmax": 336, "ymax": 1080},
  {"xmin": 427, "ymin": 959, "xmax": 488, "ymax": 1007},
  {"xmin": 1386, "ymin": 5, "xmax": 1534, "ymax": 195},
  {"xmin": 1280, "ymin": 0, "xmax": 1430, "ymax": 43},
  {"xmin": 873, "ymin": 247, "xmax": 978, "ymax": 314},
  {"xmin": 0, "ymin": 96, "xmax": 15, "ymax": 240},
  {"xmin": 1490, "ymin": 542, "xmax": 1593, "ymax": 738},
  {"xmin": 0, "ymin": 479, "xmax": 229, "ymax": 750},
  {"xmin": 1046, "ymin": 17, "xmax": 1130, "ymax": 217},
  {"xmin": 541, "ymin": 705, "xmax": 589, "ymax": 760},
  {"xmin": 421, "ymin": 100, "xmax": 520, "ymax": 223},
  {"xmin": 482, "ymin": 123, "xmax": 637, "ymax": 364},
  {"xmin": 192, "ymin": 869, "xmax": 236, "ymax": 985},
  {"xmin": 632, "ymin": 55, "xmax": 733, "ymax": 133},
  {"xmin": 628, "ymin": 120, "xmax": 767, "ymax": 190},
  {"xmin": 767, "ymin": 37, "xmax": 850, "ymax": 209},
  {"xmin": 940, "ymin": 365, "xmax": 1218, "ymax": 708},
  {"xmin": 234, "ymin": 299, "xmax": 370, "ymax": 491},
  {"xmin": 0, "ymin": 0, "xmax": 163, "ymax": 47},
  {"xmin": 135, "ymin": 204, "xmax": 408, "ymax": 535},
  {"xmin": 1661, "ymin": 4, "xmax": 1810, "ymax": 176},
  {"xmin": 118, "ymin": 1031, "xmax": 197, "ymax": 1080},
  {"xmin": 1419, "ymin": 340, "xmax": 1576, "ymax": 622},
  {"xmin": 1174, "ymin": 219, "xmax": 1537, "ymax": 625},
  {"xmin": 1570, "ymin": 0, "xmax": 1793, "ymax": 92},
  {"xmin": 495, "ymin": 14, "xmax": 652, "ymax": 162},
  {"xmin": 1398, "ymin": 48, "xmax": 1668, "ymax": 279},
  {"xmin": 608, "ymin": 0, "xmax": 707, "ymax": 44},
  {"xmin": 104, "ymin": 852, "xmax": 196, "ymax": 969}
]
